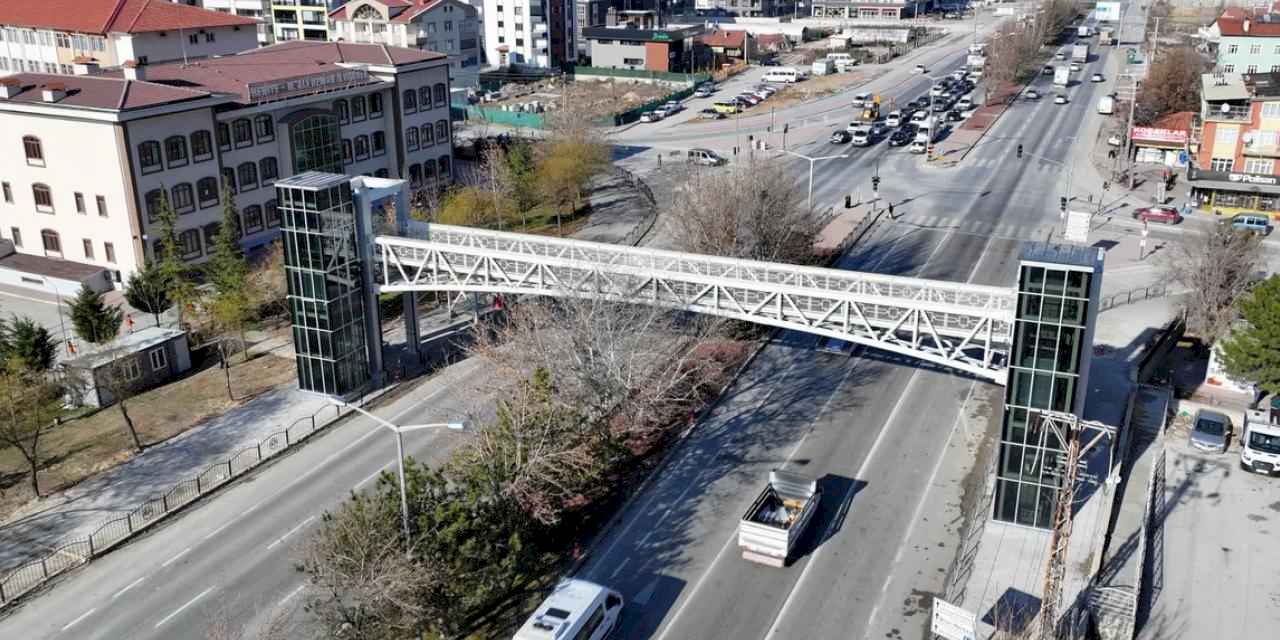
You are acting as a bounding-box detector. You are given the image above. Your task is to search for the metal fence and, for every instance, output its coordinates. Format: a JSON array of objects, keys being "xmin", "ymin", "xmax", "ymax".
[
  {"xmin": 0, "ymin": 397, "xmax": 368, "ymax": 606},
  {"xmin": 615, "ymin": 167, "xmax": 658, "ymax": 248},
  {"xmin": 1099, "ymin": 283, "xmax": 1171, "ymax": 312}
]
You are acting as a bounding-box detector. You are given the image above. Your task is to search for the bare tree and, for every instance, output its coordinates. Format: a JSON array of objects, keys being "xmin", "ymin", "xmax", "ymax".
[
  {"xmin": 96, "ymin": 351, "xmax": 145, "ymax": 453},
  {"xmin": 0, "ymin": 364, "xmax": 65, "ymax": 497},
  {"xmin": 1135, "ymin": 46, "xmax": 1206, "ymax": 125},
  {"xmin": 668, "ymin": 158, "xmax": 826, "ymax": 264},
  {"xmin": 1160, "ymin": 223, "xmax": 1265, "ymax": 343}
]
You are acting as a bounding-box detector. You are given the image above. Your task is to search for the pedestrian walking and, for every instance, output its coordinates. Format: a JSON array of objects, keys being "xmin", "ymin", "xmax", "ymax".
[{"xmin": 888, "ymin": 202, "xmax": 895, "ymax": 219}]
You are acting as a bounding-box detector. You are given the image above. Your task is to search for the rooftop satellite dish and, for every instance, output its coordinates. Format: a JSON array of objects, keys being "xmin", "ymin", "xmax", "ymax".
[{"xmin": 1222, "ymin": 102, "xmax": 1232, "ymax": 113}]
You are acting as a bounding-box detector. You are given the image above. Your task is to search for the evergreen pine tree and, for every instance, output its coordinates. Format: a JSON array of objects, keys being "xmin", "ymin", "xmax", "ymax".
[
  {"xmin": 154, "ymin": 191, "xmax": 197, "ymax": 327},
  {"xmin": 1219, "ymin": 275, "xmax": 1280, "ymax": 395},
  {"xmin": 8, "ymin": 317, "xmax": 57, "ymax": 372},
  {"xmin": 67, "ymin": 285, "xmax": 123, "ymax": 345},
  {"xmin": 123, "ymin": 263, "xmax": 173, "ymax": 326}
]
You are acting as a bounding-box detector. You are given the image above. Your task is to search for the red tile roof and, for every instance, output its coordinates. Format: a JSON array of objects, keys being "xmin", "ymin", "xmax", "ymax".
[
  {"xmin": 1218, "ymin": 15, "xmax": 1280, "ymax": 38},
  {"xmin": 701, "ymin": 30, "xmax": 745, "ymax": 49},
  {"xmin": 330, "ymin": 0, "xmax": 453, "ymax": 23},
  {"xmin": 1149, "ymin": 111, "xmax": 1196, "ymax": 133},
  {"xmin": 0, "ymin": 73, "xmax": 211, "ymax": 111},
  {"xmin": 0, "ymin": 0, "xmax": 257, "ymax": 35}
]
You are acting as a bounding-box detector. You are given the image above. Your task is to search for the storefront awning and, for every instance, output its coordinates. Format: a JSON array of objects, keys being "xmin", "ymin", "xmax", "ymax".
[
  {"xmin": 1132, "ymin": 139, "xmax": 1186, "ymax": 151},
  {"xmin": 1190, "ymin": 178, "xmax": 1280, "ymax": 195}
]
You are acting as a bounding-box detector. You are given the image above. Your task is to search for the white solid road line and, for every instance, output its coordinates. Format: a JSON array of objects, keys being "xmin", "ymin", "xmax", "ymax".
[
  {"xmin": 355, "ymin": 466, "xmax": 387, "ymax": 490},
  {"xmin": 160, "ymin": 546, "xmax": 192, "ymax": 568},
  {"xmin": 280, "ymin": 583, "xmax": 306, "ymax": 606},
  {"xmin": 154, "ymin": 587, "xmax": 214, "ymax": 628},
  {"xmin": 112, "ymin": 576, "xmax": 147, "ymax": 600},
  {"xmin": 60, "ymin": 607, "xmax": 96, "ymax": 632},
  {"xmin": 266, "ymin": 515, "xmax": 316, "ymax": 551}
]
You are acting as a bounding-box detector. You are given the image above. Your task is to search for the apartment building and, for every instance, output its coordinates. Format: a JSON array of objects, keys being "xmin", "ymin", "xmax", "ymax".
[
  {"xmin": 808, "ymin": 0, "xmax": 918, "ymax": 20},
  {"xmin": 270, "ymin": 0, "xmax": 341, "ymax": 42},
  {"xmin": 693, "ymin": 0, "xmax": 797, "ymax": 18},
  {"xmin": 329, "ymin": 0, "xmax": 481, "ymax": 86},
  {"xmin": 484, "ymin": 0, "xmax": 575, "ymax": 69},
  {"xmin": 1212, "ymin": 7, "xmax": 1280, "ymax": 74},
  {"xmin": 1191, "ymin": 71, "xmax": 1280, "ymax": 217},
  {"xmin": 0, "ymin": 0, "xmax": 259, "ymax": 77},
  {"xmin": 200, "ymin": 0, "xmax": 276, "ymax": 45},
  {"xmin": 0, "ymin": 41, "xmax": 454, "ymax": 285}
]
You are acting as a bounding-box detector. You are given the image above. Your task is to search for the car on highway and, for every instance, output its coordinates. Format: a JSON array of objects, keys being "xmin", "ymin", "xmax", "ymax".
[
  {"xmin": 951, "ymin": 70, "xmax": 967, "ymax": 81},
  {"xmin": 687, "ymin": 148, "xmax": 727, "ymax": 166},
  {"xmin": 889, "ymin": 125, "xmax": 916, "ymax": 146},
  {"xmin": 885, "ymin": 110, "xmax": 904, "ymax": 127},
  {"xmin": 1055, "ymin": 51, "xmax": 1067, "ymax": 60},
  {"xmin": 1133, "ymin": 205, "xmax": 1182, "ymax": 224},
  {"xmin": 850, "ymin": 127, "xmax": 873, "ymax": 146},
  {"xmin": 1069, "ymin": 63, "xmax": 1082, "ymax": 71},
  {"xmin": 946, "ymin": 109, "xmax": 964, "ymax": 122},
  {"xmin": 911, "ymin": 109, "xmax": 930, "ymax": 123},
  {"xmin": 698, "ymin": 108, "xmax": 726, "ymax": 120},
  {"xmin": 929, "ymin": 85, "xmax": 945, "ymax": 97},
  {"xmin": 932, "ymin": 101, "xmax": 950, "ymax": 112},
  {"xmin": 914, "ymin": 64, "xmax": 927, "ymax": 73},
  {"xmin": 908, "ymin": 97, "xmax": 929, "ymax": 111},
  {"xmin": 1054, "ymin": 94, "xmax": 1069, "ymax": 104},
  {"xmin": 957, "ymin": 95, "xmax": 973, "ymax": 110},
  {"xmin": 830, "ymin": 129, "xmax": 852, "ymax": 144},
  {"xmin": 1229, "ymin": 213, "xmax": 1273, "ymax": 235},
  {"xmin": 658, "ymin": 101, "xmax": 683, "ymax": 116},
  {"xmin": 1043, "ymin": 65, "xmax": 1055, "ymax": 75},
  {"xmin": 908, "ymin": 140, "xmax": 928, "ymax": 154},
  {"xmin": 1189, "ymin": 409, "xmax": 1232, "ymax": 453},
  {"xmin": 1091, "ymin": 73, "xmax": 1105, "ymax": 82},
  {"xmin": 1026, "ymin": 89, "xmax": 1041, "ymax": 100},
  {"xmin": 853, "ymin": 92, "xmax": 873, "ymax": 108},
  {"xmin": 639, "ymin": 110, "xmax": 663, "ymax": 123},
  {"xmin": 514, "ymin": 579, "xmax": 624, "ymax": 640}
]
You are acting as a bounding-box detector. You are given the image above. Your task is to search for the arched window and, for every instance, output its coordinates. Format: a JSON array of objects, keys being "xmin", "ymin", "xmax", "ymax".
[
  {"xmin": 351, "ymin": 95, "xmax": 367, "ymax": 120},
  {"xmin": 438, "ymin": 156, "xmax": 450, "ymax": 177},
  {"xmin": 171, "ymin": 183, "xmax": 195, "ymax": 213},
  {"xmin": 409, "ymin": 164, "xmax": 422, "ymax": 186},
  {"xmin": 420, "ymin": 124, "xmax": 433, "ymax": 147},
  {"xmin": 417, "ymin": 86, "xmax": 430, "ymax": 110},
  {"xmin": 138, "ymin": 140, "xmax": 162, "ymax": 173},
  {"xmin": 369, "ymin": 92, "xmax": 383, "ymax": 116},
  {"xmin": 197, "ymin": 177, "xmax": 219, "ymax": 207},
  {"xmin": 433, "ymin": 83, "xmax": 446, "ymax": 107},
  {"xmin": 32, "ymin": 183, "xmax": 53, "ymax": 212},
  {"xmin": 402, "ymin": 89, "xmax": 417, "ymax": 113},
  {"xmin": 423, "ymin": 161, "xmax": 436, "ymax": 181},
  {"xmin": 405, "ymin": 127, "xmax": 419, "ymax": 151},
  {"xmin": 40, "ymin": 229, "xmax": 61, "ymax": 254},
  {"xmin": 260, "ymin": 157, "xmax": 278, "ymax": 184},
  {"xmin": 145, "ymin": 189, "xmax": 165, "ymax": 221},
  {"xmin": 372, "ymin": 131, "xmax": 385, "ymax": 156},
  {"xmin": 23, "ymin": 136, "xmax": 45, "ymax": 166},
  {"xmin": 237, "ymin": 161, "xmax": 258, "ymax": 190},
  {"xmin": 216, "ymin": 122, "xmax": 231, "ymax": 151},
  {"xmin": 254, "ymin": 114, "xmax": 274, "ymax": 142},
  {"xmin": 221, "ymin": 167, "xmax": 237, "ymax": 193},
  {"xmin": 435, "ymin": 119, "xmax": 449, "ymax": 144},
  {"xmin": 232, "ymin": 118, "xmax": 252, "ymax": 147},
  {"xmin": 342, "ymin": 139, "xmax": 353, "ymax": 164},
  {"xmin": 243, "ymin": 205, "xmax": 264, "ymax": 233},
  {"xmin": 354, "ymin": 134, "xmax": 369, "ymax": 159},
  {"xmin": 164, "ymin": 135, "xmax": 188, "ymax": 167},
  {"xmin": 265, "ymin": 199, "xmax": 280, "ymax": 228},
  {"xmin": 335, "ymin": 98, "xmax": 350, "ymax": 123},
  {"xmin": 190, "ymin": 130, "xmax": 213, "ymax": 161}
]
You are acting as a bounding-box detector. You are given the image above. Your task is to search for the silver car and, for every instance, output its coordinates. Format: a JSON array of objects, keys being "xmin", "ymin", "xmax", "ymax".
[{"xmin": 1190, "ymin": 409, "xmax": 1232, "ymax": 453}]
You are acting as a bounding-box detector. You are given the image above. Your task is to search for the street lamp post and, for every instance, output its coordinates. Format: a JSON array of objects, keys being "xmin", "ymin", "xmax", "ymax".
[
  {"xmin": 782, "ymin": 149, "xmax": 850, "ymax": 211},
  {"xmin": 329, "ymin": 400, "xmax": 465, "ymax": 555}
]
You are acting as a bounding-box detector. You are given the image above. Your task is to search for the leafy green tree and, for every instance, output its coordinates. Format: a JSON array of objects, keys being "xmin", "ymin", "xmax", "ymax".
[
  {"xmin": 1219, "ymin": 275, "xmax": 1280, "ymax": 395},
  {"xmin": 154, "ymin": 191, "xmax": 198, "ymax": 328},
  {"xmin": 8, "ymin": 316, "xmax": 58, "ymax": 372},
  {"xmin": 123, "ymin": 263, "xmax": 172, "ymax": 326},
  {"xmin": 0, "ymin": 314, "xmax": 11, "ymax": 357},
  {"xmin": 207, "ymin": 184, "xmax": 252, "ymax": 364},
  {"xmin": 67, "ymin": 285, "xmax": 123, "ymax": 346}
]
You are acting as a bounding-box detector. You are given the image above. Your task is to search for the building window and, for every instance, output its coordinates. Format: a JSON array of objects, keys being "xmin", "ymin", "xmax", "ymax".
[
  {"xmin": 1250, "ymin": 44, "xmax": 1262, "ymax": 55},
  {"xmin": 41, "ymin": 229, "xmax": 61, "ymax": 254},
  {"xmin": 433, "ymin": 83, "xmax": 446, "ymax": 107},
  {"xmin": 222, "ymin": 167, "xmax": 237, "ymax": 193},
  {"xmin": 409, "ymin": 164, "xmax": 422, "ymax": 185},
  {"xmin": 352, "ymin": 96, "xmax": 367, "ymax": 121},
  {"xmin": 205, "ymin": 32, "xmax": 215, "ymax": 43},
  {"xmin": 290, "ymin": 113, "xmax": 344, "ymax": 174},
  {"xmin": 342, "ymin": 139, "xmax": 354, "ymax": 164},
  {"xmin": 203, "ymin": 222, "xmax": 224, "ymax": 247},
  {"xmin": 83, "ymin": 239, "xmax": 94, "ymax": 259},
  {"xmin": 139, "ymin": 141, "xmax": 162, "ymax": 173},
  {"xmin": 75, "ymin": 192, "xmax": 86, "ymax": 214},
  {"xmin": 145, "ymin": 189, "xmax": 165, "ymax": 222},
  {"xmin": 406, "ymin": 127, "xmax": 419, "ymax": 151},
  {"xmin": 1216, "ymin": 127, "xmax": 1239, "ymax": 144},
  {"xmin": 1211, "ymin": 157, "xmax": 1235, "ymax": 172},
  {"xmin": 1263, "ymin": 103, "xmax": 1280, "ymax": 119},
  {"xmin": 1245, "ymin": 158, "xmax": 1274, "ymax": 174},
  {"xmin": 23, "ymin": 136, "xmax": 44, "ymax": 167},
  {"xmin": 265, "ymin": 199, "xmax": 280, "ymax": 227},
  {"xmin": 217, "ymin": 122, "xmax": 232, "ymax": 151},
  {"xmin": 121, "ymin": 358, "xmax": 141, "ymax": 381},
  {"xmin": 423, "ymin": 160, "xmax": 436, "ymax": 182},
  {"xmin": 147, "ymin": 346, "xmax": 168, "ymax": 371},
  {"xmin": 10, "ymin": 227, "xmax": 21, "ymax": 248},
  {"xmin": 96, "ymin": 195, "xmax": 107, "ymax": 217},
  {"xmin": 336, "ymin": 98, "xmax": 350, "ymax": 124},
  {"xmin": 238, "ymin": 162, "xmax": 259, "ymax": 191},
  {"xmin": 104, "ymin": 242, "xmax": 115, "ymax": 263},
  {"xmin": 375, "ymin": 168, "xmax": 388, "ymax": 178},
  {"xmin": 435, "ymin": 120, "xmax": 449, "ymax": 144},
  {"xmin": 243, "ymin": 205, "xmax": 264, "ymax": 233},
  {"xmin": 372, "ymin": 131, "xmax": 385, "ymax": 156},
  {"xmin": 179, "ymin": 229, "xmax": 202, "ymax": 259},
  {"xmin": 172, "ymin": 183, "xmax": 195, "ymax": 214},
  {"xmin": 197, "ymin": 177, "xmax": 219, "ymax": 207},
  {"xmin": 2, "ymin": 182, "xmax": 11, "ymax": 203},
  {"xmin": 165, "ymin": 135, "xmax": 189, "ymax": 167},
  {"xmin": 189, "ymin": 33, "xmax": 199, "ymax": 45},
  {"xmin": 191, "ymin": 130, "xmax": 213, "ymax": 161},
  {"xmin": 32, "ymin": 184, "xmax": 53, "ymax": 212},
  {"xmin": 1227, "ymin": 44, "xmax": 1239, "ymax": 54},
  {"xmin": 439, "ymin": 155, "xmax": 450, "ymax": 177},
  {"xmin": 1224, "ymin": 64, "xmax": 1235, "ymax": 73},
  {"xmin": 260, "ymin": 157, "xmax": 279, "ymax": 184},
  {"xmin": 419, "ymin": 124, "xmax": 433, "ymax": 147},
  {"xmin": 233, "ymin": 119, "xmax": 253, "ymax": 148},
  {"xmin": 369, "ymin": 92, "xmax": 383, "ymax": 116},
  {"xmin": 354, "ymin": 135, "xmax": 370, "ymax": 160},
  {"xmin": 1248, "ymin": 64, "xmax": 1259, "ymax": 74},
  {"xmin": 418, "ymin": 86, "xmax": 430, "ymax": 110},
  {"xmin": 255, "ymin": 115, "xmax": 275, "ymax": 142},
  {"xmin": 402, "ymin": 89, "xmax": 417, "ymax": 113}
]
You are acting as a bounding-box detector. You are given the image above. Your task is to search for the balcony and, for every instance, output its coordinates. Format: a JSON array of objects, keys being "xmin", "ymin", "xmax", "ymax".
[{"xmin": 1204, "ymin": 103, "xmax": 1251, "ymax": 122}]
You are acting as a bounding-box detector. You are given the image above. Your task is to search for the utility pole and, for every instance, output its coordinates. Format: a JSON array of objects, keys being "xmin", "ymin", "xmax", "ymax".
[{"xmin": 1126, "ymin": 76, "xmax": 1139, "ymax": 189}]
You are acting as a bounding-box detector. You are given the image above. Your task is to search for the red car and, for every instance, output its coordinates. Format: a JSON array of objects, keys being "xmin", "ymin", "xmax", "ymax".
[{"xmin": 1133, "ymin": 205, "xmax": 1182, "ymax": 224}]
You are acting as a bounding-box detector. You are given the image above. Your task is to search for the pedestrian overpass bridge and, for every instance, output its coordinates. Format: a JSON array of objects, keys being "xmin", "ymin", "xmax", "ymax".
[{"xmin": 374, "ymin": 224, "xmax": 1017, "ymax": 384}]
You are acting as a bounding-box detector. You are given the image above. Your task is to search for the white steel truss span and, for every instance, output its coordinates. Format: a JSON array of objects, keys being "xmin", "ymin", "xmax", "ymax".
[{"xmin": 375, "ymin": 225, "xmax": 1018, "ymax": 383}]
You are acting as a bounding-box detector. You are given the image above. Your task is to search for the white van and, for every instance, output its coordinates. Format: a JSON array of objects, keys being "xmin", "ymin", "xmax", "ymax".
[
  {"xmin": 762, "ymin": 67, "xmax": 802, "ymax": 83},
  {"xmin": 514, "ymin": 579, "xmax": 624, "ymax": 640},
  {"xmin": 853, "ymin": 92, "xmax": 872, "ymax": 108},
  {"xmin": 826, "ymin": 52, "xmax": 854, "ymax": 64},
  {"xmin": 1241, "ymin": 408, "xmax": 1280, "ymax": 476}
]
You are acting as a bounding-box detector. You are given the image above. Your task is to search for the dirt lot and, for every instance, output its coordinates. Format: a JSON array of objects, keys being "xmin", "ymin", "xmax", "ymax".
[
  {"xmin": 764, "ymin": 68, "xmax": 884, "ymax": 111},
  {"xmin": 483, "ymin": 77, "xmax": 673, "ymax": 121},
  {"xmin": 0, "ymin": 352, "xmax": 298, "ymax": 520}
]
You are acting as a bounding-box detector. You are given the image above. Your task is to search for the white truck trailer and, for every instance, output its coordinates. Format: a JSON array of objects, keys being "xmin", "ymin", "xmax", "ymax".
[
  {"xmin": 738, "ymin": 470, "xmax": 822, "ymax": 568},
  {"xmin": 1054, "ymin": 66, "xmax": 1071, "ymax": 86},
  {"xmin": 1072, "ymin": 43, "xmax": 1089, "ymax": 63}
]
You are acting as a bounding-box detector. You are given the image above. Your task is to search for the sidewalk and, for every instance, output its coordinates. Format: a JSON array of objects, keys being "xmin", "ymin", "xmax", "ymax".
[{"xmin": 0, "ymin": 170, "xmax": 659, "ymax": 574}]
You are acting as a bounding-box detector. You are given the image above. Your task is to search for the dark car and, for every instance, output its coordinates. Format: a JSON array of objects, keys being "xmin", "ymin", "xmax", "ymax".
[
  {"xmin": 946, "ymin": 109, "xmax": 964, "ymax": 122},
  {"xmin": 830, "ymin": 129, "xmax": 852, "ymax": 144},
  {"xmin": 889, "ymin": 126, "xmax": 915, "ymax": 146},
  {"xmin": 932, "ymin": 101, "xmax": 950, "ymax": 112},
  {"xmin": 1132, "ymin": 205, "xmax": 1182, "ymax": 224}
]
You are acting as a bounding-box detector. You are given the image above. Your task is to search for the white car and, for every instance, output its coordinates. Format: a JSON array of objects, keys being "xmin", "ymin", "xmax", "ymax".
[
  {"xmin": 914, "ymin": 64, "xmax": 927, "ymax": 74},
  {"xmin": 1025, "ymin": 89, "xmax": 1041, "ymax": 100},
  {"xmin": 885, "ymin": 110, "xmax": 904, "ymax": 127},
  {"xmin": 929, "ymin": 85, "xmax": 945, "ymax": 97},
  {"xmin": 1107, "ymin": 134, "xmax": 1122, "ymax": 146},
  {"xmin": 850, "ymin": 127, "xmax": 872, "ymax": 146},
  {"xmin": 662, "ymin": 100, "xmax": 683, "ymax": 114},
  {"xmin": 853, "ymin": 92, "xmax": 872, "ymax": 108},
  {"xmin": 911, "ymin": 110, "xmax": 929, "ymax": 123},
  {"xmin": 1091, "ymin": 73, "xmax": 1104, "ymax": 82},
  {"xmin": 957, "ymin": 96, "xmax": 973, "ymax": 110},
  {"xmin": 1054, "ymin": 94, "xmax": 1069, "ymax": 104},
  {"xmin": 846, "ymin": 121, "xmax": 863, "ymax": 133},
  {"xmin": 640, "ymin": 110, "xmax": 664, "ymax": 122},
  {"xmin": 908, "ymin": 140, "xmax": 928, "ymax": 154},
  {"xmin": 1069, "ymin": 63, "xmax": 1082, "ymax": 72}
]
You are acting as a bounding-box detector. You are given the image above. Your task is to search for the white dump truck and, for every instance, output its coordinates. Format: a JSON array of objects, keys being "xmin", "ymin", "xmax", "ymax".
[{"xmin": 738, "ymin": 470, "xmax": 821, "ymax": 568}]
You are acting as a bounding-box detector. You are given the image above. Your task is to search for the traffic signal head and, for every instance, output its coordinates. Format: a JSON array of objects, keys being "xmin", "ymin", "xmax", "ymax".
[
  {"xmin": 1102, "ymin": 181, "xmax": 1110, "ymax": 191},
  {"xmin": 872, "ymin": 176, "xmax": 881, "ymax": 190},
  {"xmin": 1017, "ymin": 144, "xmax": 1023, "ymax": 158},
  {"xmin": 1060, "ymin": 197, "xmax": 1068, "ymax": 212},
  {"xmin": 845, "ymin": 195, "xmax": 853, "ymax": 209}
]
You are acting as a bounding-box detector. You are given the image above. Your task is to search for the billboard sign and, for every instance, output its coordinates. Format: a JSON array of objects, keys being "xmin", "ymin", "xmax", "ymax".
[
  {"xmin": 1096, "ymin": 2, "xmax": 1121, "ymax": 22},
  {"xmin": 247, "ymin": 69, "xmax": 370, "ymax": 102},
  {"xmin": 1130, "ymin": 127, "xmax": 1188, "ymax": 145}
]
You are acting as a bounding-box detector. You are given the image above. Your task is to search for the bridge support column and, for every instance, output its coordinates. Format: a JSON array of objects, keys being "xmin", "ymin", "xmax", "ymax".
[{"xmin": 402, "ymin": 292, "xmax": 421, "ymax": 363}]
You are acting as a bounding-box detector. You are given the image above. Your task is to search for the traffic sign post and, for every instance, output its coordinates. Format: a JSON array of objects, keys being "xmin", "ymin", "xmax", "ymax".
[{"xmin": 931, "ymin": 597, "xmax": 977, "ymax": 640}]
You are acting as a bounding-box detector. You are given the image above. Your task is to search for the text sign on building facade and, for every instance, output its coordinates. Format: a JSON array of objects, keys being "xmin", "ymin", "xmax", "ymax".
[
  {"xmin": 1130, "ymin": 127, "xmax": 1188, "ymax": 145},
  {"xmin": 931, "ymin": 597, "xmax": 977, "ymax": 640},
  {"xmin": 1190, "ymin": 168, "xmax": 1280, "ymax": 186},
  {"xmin": 247, "ymin": 69, "xmax": 370, "ymax": 102}
]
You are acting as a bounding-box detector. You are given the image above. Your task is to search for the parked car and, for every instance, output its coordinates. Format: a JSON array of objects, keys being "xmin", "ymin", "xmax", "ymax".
[
  {"xmin": 687, "ymin": 148, "xmax": 727, "ymax": 166},
  {"xmin": 738, "ymin": 93, "xmax": 763, "ymax": 106},
  {"xmin": 1054, "ymin": 94, "xmax": 1069, "ymax": 104},
  {"xmin": 662, "ymin": 100, "xmax": 683, "ymax": 114},
  {"xmin": 1026, "ymin": 90, "xmax": 1042, "ymax": 100},
  {"xmin": 1189, "ymin": 408, "xmax": 1232, "ymax": 453},
  {"xmin": 1133, "ymin": 205, "xmax": 1182, "ymax": 224},
  {"xmin": 830, "ymin": 129, "xmax": 853, "ymax": 144},
  {"xmin": 889, "ymin": 125, "xmax": 916, "ymax": 146},
  {"xmin": 1230, "ymin": 213, "xmax": 1273, "ymax": 235},
  {"xmin": 1107, "ymin": 134, "xmax": 1122, "ymax": 146},
  {"xmin": 908, "ymin": 140, "xmax": 928, "ymax": 154},
  {"xmin": 694, "ymin": 86, "xmax": 715, "ymax": 98},
  {"xmin": 639, "ymin": 110, "xmax": 663, "ymax": 122},
  {"xmin": 1091, "ymin": 73, "xmax": 1105, "ymax": 82},
  {"xmin": 885, "ymin": 110, "xmax": 904, "ymax": 127},
  {"xmin": 698, "ymin": 108, "xmax": 726, "ymax": 120}
]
